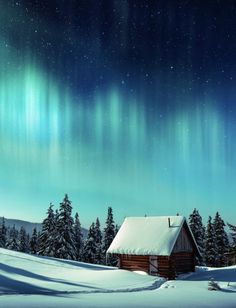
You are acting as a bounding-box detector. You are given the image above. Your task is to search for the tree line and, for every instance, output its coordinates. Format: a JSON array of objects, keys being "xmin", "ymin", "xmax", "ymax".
[
  {"xmin": 188, "ymin": 208, "xmax": 236, "ymax": 267},
  {"xmin": 0, "ymin": 194, "xmax": 117, "ymax": 265},
  {"xmin": 0, "ymin": 201, "xmax": 235, "ymax": 268}
]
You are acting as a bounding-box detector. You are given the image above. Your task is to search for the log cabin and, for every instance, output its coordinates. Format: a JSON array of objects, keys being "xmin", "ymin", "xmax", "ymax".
[{"xmin": 107, "ymin": 216, "xmax": 201, "ymax": 279}]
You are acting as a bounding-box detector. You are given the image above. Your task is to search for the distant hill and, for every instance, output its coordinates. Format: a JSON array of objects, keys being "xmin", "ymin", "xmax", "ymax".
[
  {"xmin": 0, "ymin": 217, "xmax": 88, "ymax": 237},
  {"xmin": 0, "ymin": 217, "xmax": 42, "ymax": 234}
]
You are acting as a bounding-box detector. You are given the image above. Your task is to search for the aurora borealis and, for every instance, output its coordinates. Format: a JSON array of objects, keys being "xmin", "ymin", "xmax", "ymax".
[{"xmin": 0, "ymin": 1, "xmax": 236, "ymax": 226}]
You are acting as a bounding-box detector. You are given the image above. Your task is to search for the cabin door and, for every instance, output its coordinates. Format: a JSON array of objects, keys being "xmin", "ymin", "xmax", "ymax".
[{"xmin": 149, "ymin": 256, "xmax": 158, "ymax": 275}]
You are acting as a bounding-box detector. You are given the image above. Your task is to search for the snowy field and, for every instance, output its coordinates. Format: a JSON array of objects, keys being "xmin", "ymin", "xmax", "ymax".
[{"xmin": 0, "ymin": 248, "xmax": 235, "ymax": 307}]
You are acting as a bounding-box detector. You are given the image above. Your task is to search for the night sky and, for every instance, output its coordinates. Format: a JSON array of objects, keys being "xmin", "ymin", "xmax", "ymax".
[{"xmin": 0, "ymin": 1, "xmax": 236, "ymax": 226}]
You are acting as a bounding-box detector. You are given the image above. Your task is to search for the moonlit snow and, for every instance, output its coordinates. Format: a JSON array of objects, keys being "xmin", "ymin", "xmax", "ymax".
[{"xmin": 0, "ymin": 248, "xmax": 235, "ymax": 307}]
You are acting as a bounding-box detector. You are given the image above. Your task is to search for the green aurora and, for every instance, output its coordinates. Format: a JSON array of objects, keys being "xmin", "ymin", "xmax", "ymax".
[{"xmin": 0, "ymin": 61, "xmax": 235, "ymax": 226}]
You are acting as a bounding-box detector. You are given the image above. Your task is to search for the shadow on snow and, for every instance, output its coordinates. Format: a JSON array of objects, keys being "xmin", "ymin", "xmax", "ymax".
[
  {"xmin": 0, "ymin": 263, "xmax": 104, "ymax": 294},
  {"xmin": 184, "ymin": 267, "xmax": 236, "ymax": 284}
]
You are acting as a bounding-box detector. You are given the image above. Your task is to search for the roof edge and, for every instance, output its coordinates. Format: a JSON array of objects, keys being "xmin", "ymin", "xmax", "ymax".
[
  {"xmin": 168, "ymin": 216, "xmax": 185, "ymax": 255},
  {"xmin": 184, "ymin": 219, "xmax": 202, "ymax": 257}
]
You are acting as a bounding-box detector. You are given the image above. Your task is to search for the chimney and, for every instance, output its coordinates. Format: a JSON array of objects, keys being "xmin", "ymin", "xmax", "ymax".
[{"xmin": 168, "ymin": 217, "xmax": 171, "ymax": 228}]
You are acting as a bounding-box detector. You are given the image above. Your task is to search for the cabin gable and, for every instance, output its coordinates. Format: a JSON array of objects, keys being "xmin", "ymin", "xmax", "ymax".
[{"xmin": 172, "ymin": 224, "xmax": 193, "ymax": 253}]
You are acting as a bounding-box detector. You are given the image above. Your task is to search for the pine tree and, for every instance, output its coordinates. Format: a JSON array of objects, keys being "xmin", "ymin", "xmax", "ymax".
[
  {"xmin": 213, "ymin": 212, "xmax": 229, "ymax": 267},
  {"xmin": 115, "ymin": 224, "xmax": 120, "ymax": 235},
  {"xmin": 7, "ymin": 225, "xmax": 19, "ymax": 251},
  {"xmin": 56, "ymin": 194, "xmax": 76, "ymax": 260},
  {"xmin": 0, "ymin": 217, "xmax": 7, "ymax": 248},
  {"xmin": 74, "ymin": 212, "xmax": 83, "ymax": 261},
  {"xmin": 53, "ymin": 209, "xmax": 60, "ymax": 256},
  {"xmin": 227, "ymin": 222, "xmax": 236, "ymax": 255},
  {"xmin": 102, "ymin": 207, "xmax": 117, "ymax": 265},
  {"xmin": 94, "ymin": 218, "xmax": 103, "ymax": 264},
  {"xmin": 19, "ymin": 226, "xmax": 28, "ymax": 253},
  {"xmin": 228, "ymin": 222, "xmax": 236, "ymax": 245},
  {"xmin": 30, "ymin": 228, "xmax": 39, "ymax": 254},
  {"xmin": 205, "ymin": 216, "xmax": 217, "ymax": 267},
  {"xmin": 26, "ymin": 232, "xmax": 30, "ymax": 253},
  {"xmin": 83, "ymin": 222, "xmax": 97, "ymax": 263},
  {"xmin": 189, "ymin": 208, "xmax": 205, "ymax": 264},
  {"xmin": 38, "ymin": 203, "xmax": 56, "ymax": 256},
  {"xmin": 37, "ymin": 230, "xmax": 41, "ymax": 248}
]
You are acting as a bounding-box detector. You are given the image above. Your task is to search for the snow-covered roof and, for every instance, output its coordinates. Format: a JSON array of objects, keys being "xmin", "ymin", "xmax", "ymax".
[{"xmin": 107, "ymin": 216, "xmax": 197, "ymax": 256}]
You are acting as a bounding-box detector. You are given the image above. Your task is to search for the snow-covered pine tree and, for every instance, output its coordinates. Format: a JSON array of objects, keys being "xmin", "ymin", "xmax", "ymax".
[
  {"xmin": 30, "ymin": 228, "xmax": 39, "ymax": 254},
  {"xmin": 37, "ymin": 230, "xmax": 41, "ymax": 250},
  {"xmin": 115, "ymin": 224, "xmax": 120, "ymax": 235},
  {"xmin": 205, "ymin": 216, "xmax": 217, "ymax": 267},
  {"xmin": 94, "ymin": 218, "xmax": 103, "ymax": 264},
  {"xmin": 56, "ymin": 194, "xmax": 76, "ymax": 260},
  {"xmin": 0, "ymin": 217, "xmax": 7, "ymax": 248},
  {"xmin": 102, "ymin": 207, "xmax": 117, "ymax": 265},
  {"xmin": 38, "ymin": 203, "xmax": 57, "ymax": 256},
  {"xmin": 7, "ymin": 225, "xmax": 19, "ymax": 251},
  {"xmin": 189, "ymin": 208, "xmax": 205, "ymax": 264},
  {"xmin": 227, "ymin": 222, "xmax": 236, "ymax": 253},
  {"xmin": 213, "ymin": 212, "xmax": 229, "ymax": 267},
  {"xmin": 74, "ymin": 212, "xmax": 83, "ymax": 261},
  {"xmin": 26, "ymin": 233, "xmax": 30, "ymax": 253},
  {"xmin": 83, "ymin": 222, "xmax": 97, "ymax": 263},
  {"xmin": 53, "ymin": 209, "xmax": 60, "ymax": 256},
  {"xmin": 19, "ymin": 226, "xmax": 28, "ymax": 253}
]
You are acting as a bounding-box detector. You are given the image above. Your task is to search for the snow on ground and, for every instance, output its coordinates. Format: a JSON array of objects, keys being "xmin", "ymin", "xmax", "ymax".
[{"xmin": 0, "ymin": 248, "xmax": 236, "ymax": 307}]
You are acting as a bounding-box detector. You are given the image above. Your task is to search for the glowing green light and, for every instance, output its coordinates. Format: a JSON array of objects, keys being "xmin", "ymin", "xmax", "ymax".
[{"xmin": 0, "ymin": 58, "xmax": 235, "ymax": 224}]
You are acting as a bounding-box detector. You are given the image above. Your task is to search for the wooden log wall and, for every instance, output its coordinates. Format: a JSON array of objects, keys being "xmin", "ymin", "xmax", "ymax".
[
  {"xmin": 117, "ymin": 253, "xmax": 195, "ymax": 280},
  {"xmin": 156, "ymin": 256, "xmax": 174, "ymax": 279},
  {"xmin": 171, "ymin": 252, "xmax": 195, "ymax": 274},
  {"xmin": 118, "ymin": 254, "xmax": 174, "ymax": 279},
  {"xmin": 119, "ymin": 255, "xmax": 149, "ymax": 273}
]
